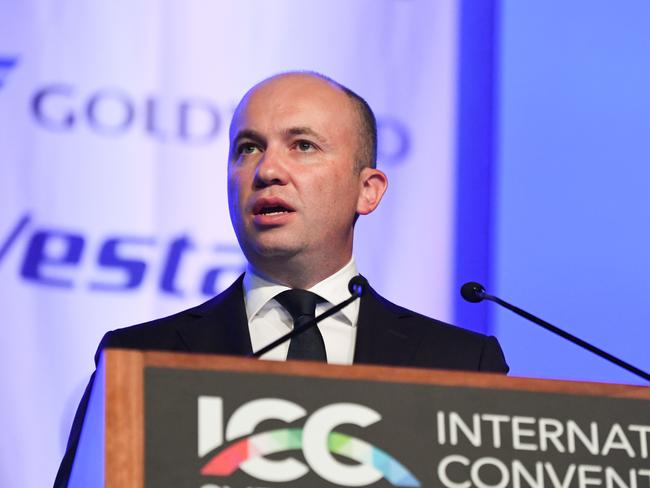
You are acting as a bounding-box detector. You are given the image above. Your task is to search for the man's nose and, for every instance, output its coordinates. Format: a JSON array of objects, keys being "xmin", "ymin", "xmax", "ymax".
[{"xmin": 253, "ymin": 148, "xmax": 289, "ymax": 188}]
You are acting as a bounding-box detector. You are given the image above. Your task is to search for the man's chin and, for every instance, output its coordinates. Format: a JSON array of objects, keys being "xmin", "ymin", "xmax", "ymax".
[{"xmin": 247, "ymin": 240, "xmax": 303, "ymax": 260}]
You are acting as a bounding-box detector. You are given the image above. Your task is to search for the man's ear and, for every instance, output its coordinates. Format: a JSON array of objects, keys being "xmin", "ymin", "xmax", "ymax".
[{"xmin": 356, "ymin": 167, "xmax": 388, "ymax": 215}]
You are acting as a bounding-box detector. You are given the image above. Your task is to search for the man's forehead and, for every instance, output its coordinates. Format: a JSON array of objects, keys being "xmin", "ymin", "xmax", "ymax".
[{"xmin": 229, "ymin": 74, "xmax": 354, "ymax": 138}]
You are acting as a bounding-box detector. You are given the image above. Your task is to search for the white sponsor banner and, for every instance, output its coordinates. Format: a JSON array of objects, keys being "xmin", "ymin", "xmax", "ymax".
[{"xmin": 0, "ymin": 1, "xmax": 459, "ymax": 486}]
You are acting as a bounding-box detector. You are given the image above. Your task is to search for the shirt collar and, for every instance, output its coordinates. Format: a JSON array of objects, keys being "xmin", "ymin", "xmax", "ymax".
[{"xmin": 243, "ymin": 258, "xmax": 359, "ymax": 326}]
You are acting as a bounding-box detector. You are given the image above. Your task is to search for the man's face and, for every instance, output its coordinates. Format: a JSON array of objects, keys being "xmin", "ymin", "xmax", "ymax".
[{"xmin": 227, "ymin": 75, "xmax": 368, "ymax": 276}]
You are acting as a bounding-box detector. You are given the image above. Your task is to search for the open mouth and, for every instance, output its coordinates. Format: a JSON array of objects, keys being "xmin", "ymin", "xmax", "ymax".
[
  {"xmin": 256, "ymin": 205, "xmax": 292, "ymax": 216},
  {"xmin": 252, "ymin": 198, "xmax": 296, "ymax": 218}
]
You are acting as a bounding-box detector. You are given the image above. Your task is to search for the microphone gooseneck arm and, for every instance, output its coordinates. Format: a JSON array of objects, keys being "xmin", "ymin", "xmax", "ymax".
[
  {"xmin": 250, "ymin": 276, "xmax": 367, "ymax": 359},
  {"xmin": 461, "ymin": 282, "xmax": 650, "ymax": 383}
]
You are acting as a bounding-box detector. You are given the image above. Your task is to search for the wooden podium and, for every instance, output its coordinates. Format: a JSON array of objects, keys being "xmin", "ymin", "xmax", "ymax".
[{"xmin": 69, "ymin": 349, "xmax": 650, "ymax": 487}]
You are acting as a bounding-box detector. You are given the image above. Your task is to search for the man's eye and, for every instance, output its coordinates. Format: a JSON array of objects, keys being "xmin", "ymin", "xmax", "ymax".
[
  {"xmin": 237, "ymin": 143, "xmax": 258, "ymax": 155},
  {"xmin": 295, "ymin": 140, "xmax": 315, "ymax": 152}
]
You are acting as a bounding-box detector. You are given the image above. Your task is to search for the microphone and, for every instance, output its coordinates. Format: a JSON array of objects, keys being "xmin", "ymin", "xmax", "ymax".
[
  {"xmin": 348, "ymin": 275, "xmax": 368, "ymax": 296},
  {"xmin": 250, "ymin": 275, "xmax": 368, "ymax": 359},
  {"xmin": 461, "ymin": 282, "xmax": 650, "ymax": 382},
  {"xmin": 460, "ymin": 282, "xmax": 486, "ymax": 303}
]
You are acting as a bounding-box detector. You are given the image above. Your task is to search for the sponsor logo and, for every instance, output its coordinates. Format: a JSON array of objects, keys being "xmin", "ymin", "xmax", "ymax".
[
  {"xmin": 0, "ymin": 56, "xmax": 18, "ymax": 89},
  {"xmin": 198, "ymin": 397, "xmax": 420, "ymax": 487},
  {"xmin": 30, "ymin": 83, "xmax": 224, "ymax": 144},
  {"xmin": 0, "ymin": 212, "xmax": 244, "ymax": 297}
]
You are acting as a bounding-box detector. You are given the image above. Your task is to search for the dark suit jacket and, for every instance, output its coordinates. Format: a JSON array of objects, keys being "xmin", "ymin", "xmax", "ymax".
[{"xmin": 55, "ymin": 276, "xmax": 508, "ymax": 486}]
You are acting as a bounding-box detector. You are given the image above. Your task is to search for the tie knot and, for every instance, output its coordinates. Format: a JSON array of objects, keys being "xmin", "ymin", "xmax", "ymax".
[{"xmin": 275, "ymin": 289, "xmax": 320, "ymax": 321}]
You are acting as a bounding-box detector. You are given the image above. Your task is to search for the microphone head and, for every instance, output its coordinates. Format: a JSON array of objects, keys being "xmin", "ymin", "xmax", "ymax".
[
  {"xmin": 460, "ymin": 282, "xmax": 486, "ymax": 303},
  {"xmin": 348, "ymin": 275, "xmax": 368, "ymax": 297}
]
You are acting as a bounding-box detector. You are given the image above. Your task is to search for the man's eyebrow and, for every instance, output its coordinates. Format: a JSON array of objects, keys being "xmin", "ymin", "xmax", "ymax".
[
  {"xmin": 284, "ymin": 126, "xmax": 329, "ymax": 144},
  {"xmin": 232, "ymin": 129, "xmax": 266, "ymax": 146},
  {"xmin": 231, "ymin": 127, "xmax": 330, "ymax": 147}
]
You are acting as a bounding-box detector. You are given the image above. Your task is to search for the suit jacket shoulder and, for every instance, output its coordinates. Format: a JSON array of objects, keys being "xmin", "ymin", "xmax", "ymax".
[
  {"xmin": 354, "ymin": 285, "xmax": 509, "ymax": 373},
  {"xmin": 97, "ymin": 275, "xmax": 253, "ymax": 363}
]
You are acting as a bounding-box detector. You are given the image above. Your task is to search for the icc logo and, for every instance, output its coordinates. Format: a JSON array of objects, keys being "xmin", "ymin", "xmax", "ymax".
[{"xmin": 198, "ymin": 397, "xmax": 419, "ymax": 487}]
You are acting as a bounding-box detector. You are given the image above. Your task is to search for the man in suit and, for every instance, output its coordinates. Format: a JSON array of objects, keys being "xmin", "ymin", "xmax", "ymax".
[{"xmin": 55, "ymin": 71, "xmax": 507, "ymax": 486}]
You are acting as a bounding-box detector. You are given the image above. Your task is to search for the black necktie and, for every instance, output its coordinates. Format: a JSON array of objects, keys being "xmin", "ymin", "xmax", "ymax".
[{"xmin": 274, "ymin": 289, "xmax": 327, "ymax": 361}]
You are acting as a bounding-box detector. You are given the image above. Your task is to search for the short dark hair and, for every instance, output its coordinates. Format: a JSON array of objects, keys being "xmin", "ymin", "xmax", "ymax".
[
  {"xmin": 307, "ymin": 74, "xmax": 377, "ymax": 226},
  {"xmin": 286, "ymin": 71, "xmax": 378, "ymax": 172},
  {"xmin": 339, "ymin": 85, "xmax": 378, "ymax": 172}
]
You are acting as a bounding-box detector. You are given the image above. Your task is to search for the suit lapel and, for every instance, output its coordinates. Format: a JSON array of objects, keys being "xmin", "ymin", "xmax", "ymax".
[
  {"xmin": 353, "ymin": 286, "xmax": 424, "ymax": 367},
  {"xmin": 173, "ymin": 277, "xmax": 422, "ymax": 365},
  {"xmin": 176, "ymin": 275, "xmax": 253, "ymax": 356}
]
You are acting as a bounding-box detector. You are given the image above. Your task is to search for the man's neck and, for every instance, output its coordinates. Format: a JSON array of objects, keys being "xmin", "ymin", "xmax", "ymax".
[{"xmin": 248, "ymin": 255, "xmax": 354, "ymax": 289}]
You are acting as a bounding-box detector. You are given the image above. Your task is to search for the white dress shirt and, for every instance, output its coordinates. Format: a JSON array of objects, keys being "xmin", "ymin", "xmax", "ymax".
[{"xmin": 243, "ymin": 258, "xmax": 360, "ymax": 365}]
